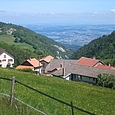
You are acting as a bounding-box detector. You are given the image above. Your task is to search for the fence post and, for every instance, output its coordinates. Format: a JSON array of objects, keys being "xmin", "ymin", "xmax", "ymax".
[
  {"xmin": 71, "ymin": 101, "xmax": 74, "ymax": 115},
  {"xmin": 10, "ymin": 76, "xmax": 15, "ymax": 107}
]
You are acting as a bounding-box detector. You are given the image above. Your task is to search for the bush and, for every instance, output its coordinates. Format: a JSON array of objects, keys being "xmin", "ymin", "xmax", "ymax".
[{"xmin": 97, "ymin": 73, "xmax": 115, "ymax": 89}]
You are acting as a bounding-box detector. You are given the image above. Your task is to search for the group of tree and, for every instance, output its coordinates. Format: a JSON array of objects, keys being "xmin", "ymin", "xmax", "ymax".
[{"xmin": 97, "ymin": 73, "xmax": 115, "ymax": 89}]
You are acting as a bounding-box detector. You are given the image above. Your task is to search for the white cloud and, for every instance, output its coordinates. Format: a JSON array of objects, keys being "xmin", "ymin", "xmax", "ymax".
[
  {"xmin": 111, "ymin": 9, "xmax": 115, "ymax": 12},
  {"xmin": 51, "ymin": 12, "xmax": 55, "ymax": 15},
  {"xmin": 93, "ymin": 12, "xmax": 103, "ymax": 14}
]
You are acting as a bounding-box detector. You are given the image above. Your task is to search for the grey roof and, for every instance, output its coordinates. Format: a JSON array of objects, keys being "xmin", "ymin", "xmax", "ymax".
[
  {"xmin": 0, "ymin": 49, "xmax": 14, "ymax": 58},
  {"xmin": 0, "ymin": 49, "xmax": 5, "ymax": 55},
  {"xmin": 52, "ymin": 64, "xmax": 115, "ymax": 78},
  {"xmin": 45, "ymin": 59, "xmax": 78, "ymax": 72}
]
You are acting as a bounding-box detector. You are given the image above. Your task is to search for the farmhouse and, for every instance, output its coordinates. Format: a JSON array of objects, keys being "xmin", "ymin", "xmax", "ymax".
[
  {"xmin": 45, "ymin": 57, "xmax": 115, "ymax": 84},
  {"xmin": 51, "ymin": 64, "xmax": 115, "ymax": 84},
  {"xmin": 16, "ymin": 58, "xmax": 42, "ymax": 73},
  {"xmin": 0, "ymin": 49, "xmax": 14, "ymax": 68},
  {"xmin": 16, "ymin": 55, "xmax": 54, "ymax": 74},
  {"xmin": 76, "ymin": 57, "xmax": 115, "ymax": 70},
  {"xmin": 6, "ymin": 28, "xmax": 16, "ymax": 35}
]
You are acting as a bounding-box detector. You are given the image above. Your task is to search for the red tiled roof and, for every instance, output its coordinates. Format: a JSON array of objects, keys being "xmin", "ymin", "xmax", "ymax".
[
  {"xmin": 96, "ymin": 64, "xmax": 111, "ymax": 69},
  {"xmin": 76, "ymin": 57, "xmax": 100, "ymax": 67},
  {"xmin": 96, "ymin": 64, "xmax": 115, "ymax": 70},
  {"xmin": 110, "ymin": 67, "xmax": 115, "ymax": 70},
  {"xmin": 16, "ymin": 58, "xmax": 42, "ymax": 69},
  {"xmin": 27, "ymin": 58, "xmax": 42, "ymax": 67},
  {"xmin": 15, "ymin": 65, "xmax": 33, "ymax": 69},
  {"xmin": 40, "ymin": 55, "xmax": 54, "ymax": 63}
]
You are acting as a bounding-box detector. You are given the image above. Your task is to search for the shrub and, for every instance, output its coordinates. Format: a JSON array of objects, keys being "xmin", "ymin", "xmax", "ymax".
[{"xmin": 97, "ymin": 73, "xmax": 115, "ymax": 89}]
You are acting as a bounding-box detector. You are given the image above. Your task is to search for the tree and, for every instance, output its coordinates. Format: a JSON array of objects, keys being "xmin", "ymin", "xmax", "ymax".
[{"xmin": 14, "ymin": 37, "xmax": 19, "ymax": 43}]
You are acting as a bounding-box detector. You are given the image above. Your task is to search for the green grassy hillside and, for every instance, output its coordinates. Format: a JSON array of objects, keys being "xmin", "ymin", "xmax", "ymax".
[
  {"xmin": 0, "ymin": 35, "xmax": 15, "ymax": 44},
  {"xmin": 0, "ymin": 95, "xmax": 38, "ymax": 115},
  {"xmin": 0, "ymin": 68, "xmax": 115, "ymax": 115},
  {"xmin": 0, "ymin": 35, "xmax": 34, "ymax": 50}
]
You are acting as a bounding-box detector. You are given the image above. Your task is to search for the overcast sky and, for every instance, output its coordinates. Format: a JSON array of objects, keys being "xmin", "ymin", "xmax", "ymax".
[{"xmin": 0, "ymin": 0, "xmax": 115, "ymax": 24}]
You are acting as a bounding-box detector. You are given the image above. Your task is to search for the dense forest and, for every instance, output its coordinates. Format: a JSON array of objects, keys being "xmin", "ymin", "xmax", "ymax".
[
  {"xmin": 0, "ymin": 22, "xmax": 72, "ymax": 66},
  {"xmin": 71, "ymin": 31, "xmax": 115, "ymax": 66}
]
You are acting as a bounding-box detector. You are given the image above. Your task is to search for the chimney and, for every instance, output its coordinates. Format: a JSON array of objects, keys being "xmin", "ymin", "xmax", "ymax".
[
  {"xmin": 93, "ymin": 56, "xmax": 96, "ymax": 59},
  {"xmin": 62, "ymin": 68, "xmax": 65, "ymax": 76}
]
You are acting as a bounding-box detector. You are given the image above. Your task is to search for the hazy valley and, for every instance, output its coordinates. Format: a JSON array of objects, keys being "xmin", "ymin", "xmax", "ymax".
[{"xmin": 24, "ymin": 24, "xmax": 115, "ymax": 50}]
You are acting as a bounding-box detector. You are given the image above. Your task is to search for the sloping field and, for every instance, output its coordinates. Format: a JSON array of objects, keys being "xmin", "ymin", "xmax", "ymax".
[
  {"xmin": 0, "ymin": 35, "xmax": 15, "ymax": 44},
  {"xmin": 0, "ymin": 68, "xmax": 115, "ymax": 115},
  {"xmin": 0, "ymin": 35, "xmax": 34, "ymax": 50}
]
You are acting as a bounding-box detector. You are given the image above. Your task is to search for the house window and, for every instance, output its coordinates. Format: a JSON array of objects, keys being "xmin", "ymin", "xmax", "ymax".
[
  {"xmin": 8, "ymin": 59, "xmax": 13, "ymax": 62},
  {"xmin": 2, "ymin": 59, "xmax": 6, "ymax": 61},
  {"xmin": 77, "ymin": 75, "xmax": 82, "ymax": 80},
  {"xmin": 93, "ymin": 78, "xmax": 95, "ymax": 81},
  {"xmin": 4, "ymin": 55, "xmax": 6, "ymax": 58}
]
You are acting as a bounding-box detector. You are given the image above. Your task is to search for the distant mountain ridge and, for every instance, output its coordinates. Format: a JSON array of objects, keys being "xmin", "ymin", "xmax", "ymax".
[
  {"xmin": 71, "ymin": 30, "xmax": 115, "ymax": 66},
  {"xmin": 0, "ymin": 22, "xmax": 72, "ymax": 59}
]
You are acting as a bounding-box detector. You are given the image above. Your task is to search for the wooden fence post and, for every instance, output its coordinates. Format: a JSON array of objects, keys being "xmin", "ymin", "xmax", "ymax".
[
  {"xmin": 10, "ymin": 77, "xmax": 15, "ymax": 107},
  {"xmin": 71, "ymin": 101, "xmax": 74, "ymax": 115}
]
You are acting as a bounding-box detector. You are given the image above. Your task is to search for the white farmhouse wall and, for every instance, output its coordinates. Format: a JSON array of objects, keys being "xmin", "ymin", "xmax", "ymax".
[
  {"xmin": 64, "ymin": 73, "xmax": 72, "ymax": 80},
  {"xmin": 0, "ymin": 52, "xmax": 14, "ymax": 68},
  {"xmin": 33, "ymin": 67, "xmax": 42, "ymax": 74}
]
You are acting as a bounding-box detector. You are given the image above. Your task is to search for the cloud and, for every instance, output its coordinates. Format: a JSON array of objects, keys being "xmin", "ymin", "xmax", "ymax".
[
  {"xmin": 93, "ymin": 12, "xmax": 103, "ymax": 14},
  {"xmin": 111, "ymin": 9, "xmax": 115, "ymax": 12},
  {"xmin": 51, "ymin": 12, "xmax": 55, "ymax": 15}
]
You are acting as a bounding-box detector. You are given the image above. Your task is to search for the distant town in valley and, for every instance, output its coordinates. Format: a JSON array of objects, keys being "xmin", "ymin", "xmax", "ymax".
[{"xmin": 24, "ymin": 24, "xmax": 115, "ymax": 50}]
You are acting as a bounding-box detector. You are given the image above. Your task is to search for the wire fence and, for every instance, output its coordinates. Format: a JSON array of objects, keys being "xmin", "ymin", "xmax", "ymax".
[
  {"xmin": 0, "ymin": 76, "xmax": 96, "ymax": 115},
  {"xmin": 0, "ymin": 92, "xmax": 47, "ymax": 115}
]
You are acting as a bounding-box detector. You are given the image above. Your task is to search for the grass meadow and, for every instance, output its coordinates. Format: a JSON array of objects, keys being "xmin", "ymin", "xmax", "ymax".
[
  {"xmin": 0, "ymin": 68, "xmax": 115, "ymax": 115},
  {"xmin": 0, "ymin": 35, "xmax": 34, "ymax": 50}
]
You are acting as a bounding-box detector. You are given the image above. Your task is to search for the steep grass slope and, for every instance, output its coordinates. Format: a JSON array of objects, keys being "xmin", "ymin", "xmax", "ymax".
[
  {"xmin": 0, "ymin": 35, "xmax": 33, "ymax": 50},
  {"xmin": 0, "ymin": 95, "xmax": 39, "ymax": 115},
  {"xmin": 0, "ymin": 68, "xmax": 115, "ymax": 115}
]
